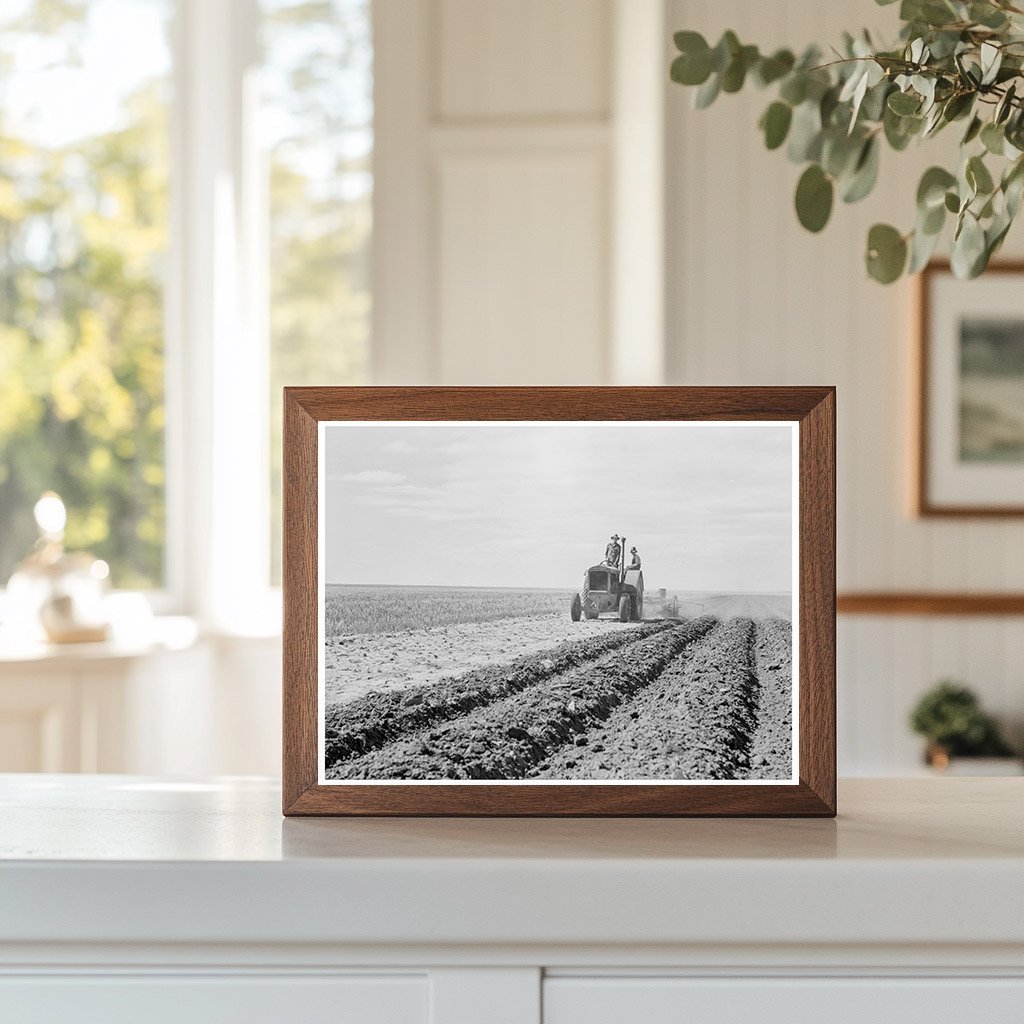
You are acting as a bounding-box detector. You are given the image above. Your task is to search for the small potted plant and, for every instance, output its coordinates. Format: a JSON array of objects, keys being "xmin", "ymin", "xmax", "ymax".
[{"xmin": 909, "ymin": 680, "xmax": 1020, "ymax": 773}]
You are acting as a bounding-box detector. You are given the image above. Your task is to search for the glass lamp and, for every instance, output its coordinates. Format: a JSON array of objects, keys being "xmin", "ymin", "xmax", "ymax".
[{"xmin": 5, "ymin": 493, "xmax": 111, "ymax": 644}]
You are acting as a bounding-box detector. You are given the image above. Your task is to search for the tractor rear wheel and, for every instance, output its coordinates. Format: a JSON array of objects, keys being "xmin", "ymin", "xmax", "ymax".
[
  {"xmin": 570, "ymin": 593, "xmax": 582, "ymax": 621},
  {"xmin": 618, "ymin": 595, "xmax": 631, "ymax": 622}
]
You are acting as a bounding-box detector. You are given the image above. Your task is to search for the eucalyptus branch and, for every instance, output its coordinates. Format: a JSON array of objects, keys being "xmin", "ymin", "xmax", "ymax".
[{"xmin": 670, "ymin": 0, "xmax": 1024, "ymax": 283}]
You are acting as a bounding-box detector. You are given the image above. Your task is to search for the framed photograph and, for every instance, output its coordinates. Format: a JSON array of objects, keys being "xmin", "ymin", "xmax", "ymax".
[
  {"xmin": 917, "ymin": 261, "xmax": 1024, "ymax": 516},
  {"xmin": 282, "ymin": 387, "xmax": 835, "ymax": 817}
]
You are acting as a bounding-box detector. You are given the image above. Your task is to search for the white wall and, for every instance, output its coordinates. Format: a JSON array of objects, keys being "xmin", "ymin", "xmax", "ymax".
[
  {"xmin": 374, "ymin": 0, "xmax": 667, "ymax": 386},
  {"xmin": 665, "ymin": 0, "xmax": 1024, "ymax": 772}
]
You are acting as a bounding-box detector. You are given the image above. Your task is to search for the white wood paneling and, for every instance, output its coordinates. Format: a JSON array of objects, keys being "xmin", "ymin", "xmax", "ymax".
[
  {"xmin": 437, "ymin": 150, "xmax": 607, "ymax": 384},
  {"xmin": 665, "ymin": 0, "xmax": 1024, "ymax": 774},
  {"xmin": 437, "ymin": 0, "xmax": 610, "ymax": 120},
  {"xmin": 374, "ymin": 0, "xmax": 661, "ymax": 388}
]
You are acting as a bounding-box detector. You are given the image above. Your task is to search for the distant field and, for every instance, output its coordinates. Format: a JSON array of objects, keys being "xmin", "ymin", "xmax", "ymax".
[{"xmin": 324, "ymin": 584, "xmax": 571, "ymax": 637}]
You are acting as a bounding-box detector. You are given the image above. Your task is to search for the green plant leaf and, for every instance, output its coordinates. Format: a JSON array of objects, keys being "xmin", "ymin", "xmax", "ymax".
[
  {"xmin": 671, "ymin": 32, "xmax": 713, "ymax": 86},
  {"xmin": 842, "ymin": 136, "xmax": 880, "ymax": 203},
  {"xmin": 980, "ymin": 41, "xmax": 1002, "ymax": 86},
  {"xmin": 908, "ymin": 221, "xmax": 942, "ymax": 273},
  {"xmin": 967, "ymin": 154, "xmax": 995, "ymax": 196},
  {"xmin": 888, "ymin": 90, "xmax": 921, "ymax": 115},
  {"xmin": 779, "ymin": 73, "xmax": 807, "ymax": 106},
  {"xmin": 795, "ymin": 164, "xmax": 834, "ymax": 232},
  {"xmin": 944, "ymin": 190, "xmax": 960, "ymax": 213},
  {"xmin": 866, "ymin": 223, "xmax": 907, "ymax": 283},
  {"xmin": 981, "ymin": 122, "xmax": 1005, "ymax": 155},
  {"xmin": 754, "ymin": 49, "xmax": 794, "ymax": 87},
  {"xmin": 710, "ymin": 30, "xmax": 740, "ymax": 73},
  {"xmin": 721, "ymin": 44, "xmax": 759, "ymax": 92},
  {"xmin": 822, "ymin": 128, "xmax": 863, "ymax": 178},
  {"xmin": 970, "ymin": 2, "xmax": 1009, "ymax": 29},
  {"xmin": 996, "ymin": 82, "xmax": 1017, "ymax": 125},
  {"xmin": 787, "ymin": 101, "xmax": 823, "ymax": 162},
  {"xmin": 760, "ymin": 101, "xmax": 792, "ymax": 150},
  {"xmin": 962, "ymin": 115, "xmax": 983, "ymax": 145},
  {"xmin": 951, "ymin": 212, "xmax": 986, "ymax": 278},
  {"xmin": 694, "ymin": 73, "xmax": 721, "ymax": 109},
  {"xmin": 917, "ymin": 166, "xmax": 957, "ymax": 210},
  {"xmin": 884, "ymin": 106, "xmax": 922, "ymax": 150},
  {"xmin": 942, "ymin": 91, "xmax": 974, "ymax": 123}
]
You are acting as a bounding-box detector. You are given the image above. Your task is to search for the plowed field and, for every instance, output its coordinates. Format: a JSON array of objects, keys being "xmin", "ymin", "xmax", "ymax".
[{"xmin": 324, "ymin": 612, "xmax": 793, "ymax": 782}]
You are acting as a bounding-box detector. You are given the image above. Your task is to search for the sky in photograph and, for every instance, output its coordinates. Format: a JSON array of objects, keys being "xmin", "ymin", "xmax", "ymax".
[{"xmin": 323, "ymin": 422, "xmax": 795, "ymax": 593}]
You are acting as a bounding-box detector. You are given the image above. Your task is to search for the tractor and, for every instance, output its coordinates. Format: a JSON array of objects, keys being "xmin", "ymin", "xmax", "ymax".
[{"xmin": 570, "ymin": 536, "xmax": 644, "ymax": 623}]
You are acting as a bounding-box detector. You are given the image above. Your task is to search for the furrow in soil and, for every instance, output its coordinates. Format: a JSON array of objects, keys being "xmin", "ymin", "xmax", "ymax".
[
  {"xmin": 324, "ymin": 620, "xmax": 675, "ymax": 769},
  {"xmin": 743, "ymin": 618, "xmax": 793, "ymax": 780},
  {"xmin": 532, "ymin": 618, "xmax": 758, "ymax": 780},
  {"xmin": 326, "ymin": 617, "xmax": 718, "ymax": 780}
]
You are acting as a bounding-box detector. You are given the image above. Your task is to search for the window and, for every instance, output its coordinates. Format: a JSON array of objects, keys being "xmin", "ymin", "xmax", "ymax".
[
  {"xmin": 0, "ymin": 0, "xmax": 172, "ymax": 589},
  {"xmin": 262, "ymin": 0, "xmax": 372, "ymax": 581},
  {"xmin": 0, "ymin": 0, "xmax": 374, "ymax": 617}
]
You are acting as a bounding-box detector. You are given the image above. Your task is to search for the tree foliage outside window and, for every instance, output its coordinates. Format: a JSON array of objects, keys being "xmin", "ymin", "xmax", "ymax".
[
  {"xmin": 0, "ymin": 0, "xmax": 171, "ymax": 588},
  {"xmin": 263, "ymin": 0, "xmax": 373, "ymax": 582}
]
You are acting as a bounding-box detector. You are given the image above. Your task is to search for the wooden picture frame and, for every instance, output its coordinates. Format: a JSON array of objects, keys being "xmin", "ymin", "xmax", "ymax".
[
  {"xmin": 283, "ymin": 387, "xmax": 836, "ymax": 817},
  {"xmin": 916, "ymin": 260, "xmax": 1024, "ymax": 517}
]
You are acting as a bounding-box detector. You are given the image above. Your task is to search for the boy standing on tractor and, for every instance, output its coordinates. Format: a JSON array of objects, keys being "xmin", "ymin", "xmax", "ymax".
[{"xmin": 603, "ymin": 534, "xmax": 621, "ymax": 567}]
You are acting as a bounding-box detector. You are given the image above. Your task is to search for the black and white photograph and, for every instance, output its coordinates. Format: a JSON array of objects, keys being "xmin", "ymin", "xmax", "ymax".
[{"xmin": 318, "ymin": 420, "xmax": 798, "ymax": 784}]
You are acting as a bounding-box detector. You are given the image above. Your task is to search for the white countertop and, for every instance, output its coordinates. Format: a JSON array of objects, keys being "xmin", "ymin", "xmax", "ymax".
[{"xmin": 1, "ymin": 776, "xmax": 1022, "ymax": 952}]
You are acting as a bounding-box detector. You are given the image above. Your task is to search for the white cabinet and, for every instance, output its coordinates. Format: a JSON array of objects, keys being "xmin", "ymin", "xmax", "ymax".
[
  {"xmin": 1, "ymin": 777, "xmax": 1022, "ymax": 1024},
  {"xmin": 0, "ymin": 975, "xmax": 428, "ymax": 1024},
  {"xmin": 544, "ymin": 978, "xmax": 1024, "ymax": 1024}
]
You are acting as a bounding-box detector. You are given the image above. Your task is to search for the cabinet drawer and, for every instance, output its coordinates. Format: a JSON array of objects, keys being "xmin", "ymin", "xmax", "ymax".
[
  {"xmin": 544, "ymin": 977, "xmax": 1024, "ymax": 1024},
  {"xmin": 0, "ymin": 974, "xmax": 427, "ymax": 1024}
]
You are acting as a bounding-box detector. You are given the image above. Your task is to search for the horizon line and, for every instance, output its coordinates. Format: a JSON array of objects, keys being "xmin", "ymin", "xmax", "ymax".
[{"xmin": 325, "ymin": 582, "xmax": 793, "ymax": 596}]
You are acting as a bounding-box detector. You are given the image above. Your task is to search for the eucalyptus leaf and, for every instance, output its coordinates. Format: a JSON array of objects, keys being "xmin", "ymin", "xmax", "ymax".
[
  {"xmin": 888, "ymin": 90, "xmax": 921, "ymax": 115},
  {"xmin": 795, "ymin": 164, "xmax": 834, "ymax": 232},
  {"xmin": 710, "ymin": 31, "xmax": 740, "ymax": 73},
  {"xmin": 721, "ymin": 45, "xmax": 758, "ymax": 93},
  {"xmin": 921, "ymin": 200, "xmax": 946, "ymax": 235},
  {"xmin": 970, "ymin": 2, "xmax": 1009, "ymax": 29},
  {"xmin": 760, "ymin": 102, "xmax": 793, "ymax": 150},
  {"xmin": 996, "ymin": 82, "xmax": 1017, "ymax": 124},
  {"xmin": 694, "ymin": 73, "xmax": 721, "ymax": 109},
  {"xmin": 754, "ymin": 49, "xmax": 795, "ymax": 87},
  {"xmin": 917, "ymin": 166, "xmax": 957, "ymax": 210},
  {"xmin": 967, "ymin": 154, "xmax": 995, "ymax": 195},
  {"xmin": 866, "ymin": 223, "xmax": 908, "ymax": 283},
  {"xmin": 787, "ymin": 101, "xmax": 823, "ymax": 162},
  {"xmin": 980, "ymin": 41, "xmax": 1002, "ymax": 86},
  {"xmin": 981, "ymin": 121, "xmax": 1006, "ymax": 155},
  {"xmin": 951, "ymin": 211, "xmax": 986, "ymax": 278},
  {"xmin": 779, "ymin": 73, "xmax": 807, "ymax": 106},
  {"xmin": 962, "ymin": 115, "xmax": 983, "ymax": 145},
  {"xmin": 842, "ymin": 137, "xmax": 880, "ymax": 203},
  {"xmin": 908, "ymin": 221, "xmax": 942, "ymax": 273}
]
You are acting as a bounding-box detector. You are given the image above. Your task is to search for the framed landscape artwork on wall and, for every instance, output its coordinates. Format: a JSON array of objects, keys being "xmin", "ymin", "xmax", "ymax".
[
  {"xmin": 282, "ymin": 387, "xmax": 835, "ymax": 816},
  {"xmin": 918, "ymin": 262, "xmax": 1024, "ymax": 516}
]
